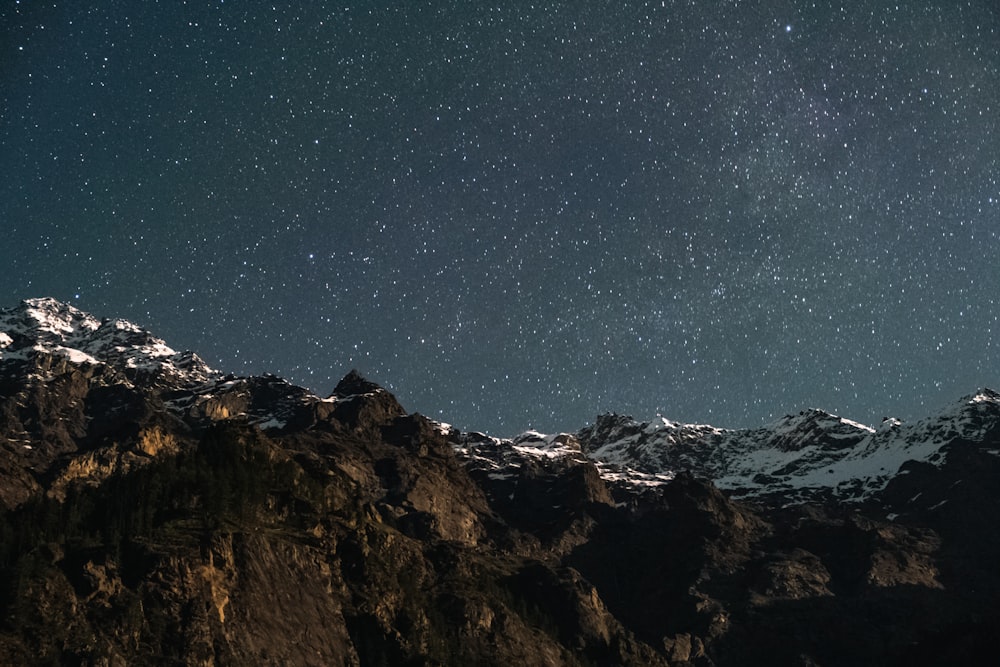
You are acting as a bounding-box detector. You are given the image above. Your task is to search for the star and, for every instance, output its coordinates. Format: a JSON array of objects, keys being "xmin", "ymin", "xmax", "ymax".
[{"xmin": 1, "ymin": 1, "xmax": 997, "ymax": 435}]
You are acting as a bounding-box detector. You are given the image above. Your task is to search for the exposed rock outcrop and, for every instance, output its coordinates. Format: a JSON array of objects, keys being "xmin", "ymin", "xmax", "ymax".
[{"xmin": 3, "ymin": 299, "xmax": 1000, "ymax": 666}]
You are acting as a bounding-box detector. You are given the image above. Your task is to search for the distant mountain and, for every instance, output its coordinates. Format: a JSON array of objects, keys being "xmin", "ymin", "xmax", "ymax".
[
  {"xmin": 456, "ymin": 389, "xmax": 1000, "ymax": 508},
  {"xmin": 2, "ymin": 297, "xmax": 999, "ymax": 666}
]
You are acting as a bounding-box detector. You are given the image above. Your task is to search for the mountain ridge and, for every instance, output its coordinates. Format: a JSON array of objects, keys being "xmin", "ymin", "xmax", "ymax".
[
  {"xmin": 2, "ymin": 297, "xmax": 999, "ymax": 665},
  {"xmin": 5, "ymin": 296, "xmax": 997, "ymax": 509}
]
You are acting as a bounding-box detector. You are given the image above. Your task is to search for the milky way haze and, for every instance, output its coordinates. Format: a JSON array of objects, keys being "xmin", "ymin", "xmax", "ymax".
[{"xmin": 3, "ymin": 2, "xmax": 998, "ymax": 435}]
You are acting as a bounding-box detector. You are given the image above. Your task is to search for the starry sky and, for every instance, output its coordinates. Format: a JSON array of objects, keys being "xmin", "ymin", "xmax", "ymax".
[{"xmin": 3, "ymin": 1, "xmax": 999, "ymax": 436}]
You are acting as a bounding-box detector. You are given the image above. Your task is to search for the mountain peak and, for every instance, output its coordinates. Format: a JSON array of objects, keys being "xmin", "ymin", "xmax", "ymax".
[
  {"xmin": 3, "ymin": 301, "xmax": 1000, "ymax": 666},
  {"xmin": 3, "ymin": 298, "xmax": 1000, "ymax": 509},
  {"xmin": 967, "ymin": 387, "xmax": 1000, "ymax": 404},
  {"xmin": 10, "ymin": 297, "xmax": 101, "ymax": 339},
  {"xmin": 0, "ymin": 298, "xmax": 217, "ymax": 386},
  {"xmin": 333, "ymin": 369, "xmax": 384, "ymax": 397}
]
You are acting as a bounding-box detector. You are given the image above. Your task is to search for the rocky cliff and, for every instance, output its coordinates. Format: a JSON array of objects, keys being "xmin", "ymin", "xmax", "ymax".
[{"xmin": 1, "ymin": 298, "xmax": 999, "ymax": 666}]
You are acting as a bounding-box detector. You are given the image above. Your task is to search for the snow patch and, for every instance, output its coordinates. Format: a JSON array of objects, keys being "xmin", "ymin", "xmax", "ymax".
[
  {"xmin": 54, "ymin": 346, "xmax": 101, "ymax": 366},
  {"xmin": 455, "ymin": 389, "xmax": 1000, "ymax": 504}
]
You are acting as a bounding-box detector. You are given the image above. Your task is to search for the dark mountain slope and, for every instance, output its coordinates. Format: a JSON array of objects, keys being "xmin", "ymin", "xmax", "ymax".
[{"xmin": 1, "ymin": 298, "xmax": 999, "ymax": 666}]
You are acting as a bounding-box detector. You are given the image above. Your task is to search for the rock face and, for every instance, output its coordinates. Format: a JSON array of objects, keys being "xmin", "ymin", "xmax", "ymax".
[{"xmin": 2, "ymin": 298, "xmax": 1000, "ymax": 666}]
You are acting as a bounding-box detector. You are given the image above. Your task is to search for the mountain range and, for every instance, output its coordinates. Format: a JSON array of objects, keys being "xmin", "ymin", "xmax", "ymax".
[{"xmin": 2, "ymin": 297, "xmax": 998, "ymax": 665}]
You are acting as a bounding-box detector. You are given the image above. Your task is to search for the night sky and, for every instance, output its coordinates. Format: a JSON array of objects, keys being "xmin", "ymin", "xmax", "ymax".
[{"xmin": 3, "ymin": 2, "xmax": 999, "ymax": 436}]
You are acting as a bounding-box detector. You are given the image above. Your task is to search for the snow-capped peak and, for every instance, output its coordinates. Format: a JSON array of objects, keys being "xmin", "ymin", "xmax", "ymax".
[
  {"xmin": 0, "ymin": 298, "xmax": 218, "ymax": 387},
  {"xmin": 964, "ymin": 387, "xmax": 1000, "ymax": 405},
  {"xmin": 5, "ymin": 297, "xmax": 101, "ymax": 340},
  {"xmin": 758, "ymin": 408, "xmax": 874, "ymax": 452},
  {"xmin": 452, "ymin": 389, "xmax": 1000, "ymax": 505}
]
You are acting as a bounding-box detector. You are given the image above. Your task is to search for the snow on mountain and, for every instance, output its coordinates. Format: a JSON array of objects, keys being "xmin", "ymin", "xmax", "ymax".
[
  {"xmin": 164, "ymin": 373, "xmax": 345, "ymax": 432},
  {"xmin": 4, "ymin": 298, "xmax": 999, "ymax": 507},
  {"xmin": 0, "ymin": 297, "xmax": 219, "ymax": 386},
  {"xmin": 452, "ymin": 391, "xmax": 1000, "ymax": 504},
  {"xmin": 0, "ymin": 299, "xmax": 356, "ymax": 436},
  {"xmin": 0, "ymin": 297, "xmax": 102, "ymax": 344}
]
